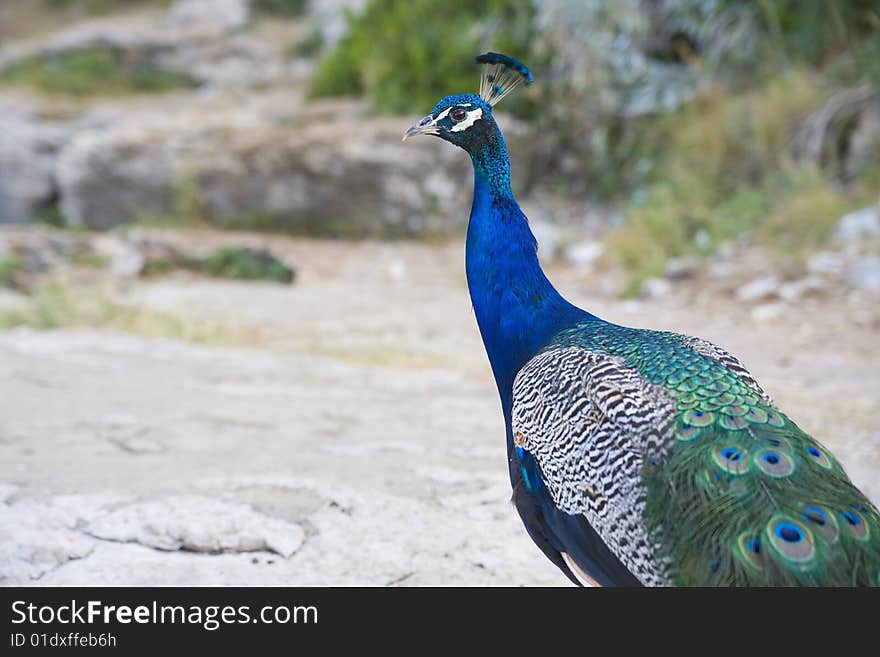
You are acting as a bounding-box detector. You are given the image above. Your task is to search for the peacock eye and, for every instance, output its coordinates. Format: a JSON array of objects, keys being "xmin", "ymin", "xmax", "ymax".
[{"xmin": 450, "ymin": 108, "xmax": 468, "ymax": 122}]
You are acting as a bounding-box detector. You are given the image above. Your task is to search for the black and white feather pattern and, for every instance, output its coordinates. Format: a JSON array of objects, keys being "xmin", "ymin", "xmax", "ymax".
[{"xmin": 511, "ymin": 346, "xmax": 677, "ymax": 586}]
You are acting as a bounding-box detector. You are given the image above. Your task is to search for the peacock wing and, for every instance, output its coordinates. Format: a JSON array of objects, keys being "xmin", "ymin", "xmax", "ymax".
[{"xmin": 511, "ymin": 345, "xmax": 677, "ymax": 586}]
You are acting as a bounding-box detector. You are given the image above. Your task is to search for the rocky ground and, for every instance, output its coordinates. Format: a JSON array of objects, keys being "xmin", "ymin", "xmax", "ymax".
[{"xmin": 1, "ymin": 228, "xmax": 878, "ymax": 586}]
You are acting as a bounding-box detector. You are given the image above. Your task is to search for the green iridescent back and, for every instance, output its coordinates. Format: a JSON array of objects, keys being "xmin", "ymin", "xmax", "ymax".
[{"xmin": 549, "ymin": 321, "xmax": 880, "ymax": 586}]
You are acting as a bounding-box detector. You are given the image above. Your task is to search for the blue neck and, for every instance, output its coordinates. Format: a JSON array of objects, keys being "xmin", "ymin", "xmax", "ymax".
[{"xmin": 465, "ymin": 139, "xmax": 592, "ymax": 411}]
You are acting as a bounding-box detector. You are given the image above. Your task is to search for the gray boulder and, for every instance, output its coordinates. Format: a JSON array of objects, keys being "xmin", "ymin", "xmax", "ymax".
[
  {"xmin": 0, "ymin": 110, "xmax": 69, "ymax": 224},
  {"xmin": 56, "ymin": 105, "xmax": 470, "ymax": 236},
  {"xmin": 86, "ymin": 496, "xmax": 305, "ymax": 558},
  {"xmin": 845, "ymin": 256, "xmax": 880, "ymax": 294},
  {"xmin": 58, "ymin": 128, "xmax": 176, "ymax": 230},
  {"xmin": 166, "ymin": 0, "xmax": 252, "ymax": 34},
  {"xmin": 735, "ymin": 275, "xmax": 781, "ymax": 303},
  {"xmin": 835, "ymin": 206, "xmax": 880, "ymax": 242}
]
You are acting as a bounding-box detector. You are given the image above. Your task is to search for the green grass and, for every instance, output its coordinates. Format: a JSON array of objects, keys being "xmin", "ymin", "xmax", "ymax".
[
  {"xmin": 0, "ymin": 47, "xmax": 199, "ymax": 96},
  {"xmin": 0, "ymin": 256, "xmax": 23, "ymax": 289},
  {"xmin": 68, "ymin": 251, "xmax": 109, "ymax": 268}
]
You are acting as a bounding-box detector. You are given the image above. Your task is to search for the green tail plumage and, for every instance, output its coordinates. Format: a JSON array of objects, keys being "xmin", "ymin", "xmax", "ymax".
[{"xmin": 647, "ymin": 409, "xmax": 880, "ymax": 586}]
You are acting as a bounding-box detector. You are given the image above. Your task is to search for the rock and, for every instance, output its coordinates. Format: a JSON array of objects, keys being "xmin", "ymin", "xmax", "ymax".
[
  {"xmin": 0, "ymin": 498, "xmax": 96, "ymax": 582},
  {"xmin": 1, "ymin": 230, "xmax": 87, "ymax": 275},
  {"xmin": 777, "ymin": 276, "xmax": 825, "ymax": 303},
  {"xmin": 86, "ymin": 496, "xmax": 305, "ymax": 558},
  {"xmin": 91, "ymin": 234, "xmax": 146, "ymax": 278},
  {"xmin": 716, "ymin": 241, "xmax": 737, "ymax": 259},
  {"xmin": 0, "ymin": 110, "xmax": 69, "ymax": 224},
  {"xmin": 693, "ymin": 229, "xmax": 711, "ymax": 250},
  {"xmin": 166, "ymin": 0, "xmax": 252, "ymax": 34},
  {"xmin": 735, "ymin": 275, "xmax": 780, "ymax": 302},
  {"xmin": 665, "ymin": 256, "xmax": 699, "ymax": 280},
  {"xmin": 834, "ymin": 206, "xmax": 880, "ymax": 242},
  {"xmin": 751, "ymin": 302, "xmax": 784, "ymax": 322},
  {"xmin": 707, "ymin": 261, "xmax": 736, "ymax": 281},
  {"xmin": 793, "ymin": 86, "xmax": 879, "ymax": 181},
  {"xmin": 844, "ymin": 97, "xmax": 880, "ymax": 181},
  {"xmin": 844, "ymin": 257, "xmax": 880, "ymax": 294},
  {"xmin": 807, "ymin": 251, "xmax": 845, "ymax": 276},
  {"xmin": 58, "ymin": 129, "xmax": 176, "ymax": 230},
  {"xmin": 57, "ymin": 111, "xmax": 469, "ymax": 236},
  {"xmin": 563, "ymin": 240, "xmax": 605, "ymax": 268},
  {"xmin": 641, "ymin": 276, "xmax": 672, "ymax": 299}
]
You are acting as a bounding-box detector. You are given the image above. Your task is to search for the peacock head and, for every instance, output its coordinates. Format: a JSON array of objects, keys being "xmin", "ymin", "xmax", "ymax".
[{"xmin": 402, "ymin": 52, "xmax": 532, "ymax": 155}]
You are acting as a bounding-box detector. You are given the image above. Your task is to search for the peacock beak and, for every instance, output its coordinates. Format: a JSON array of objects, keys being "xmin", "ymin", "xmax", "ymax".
[{"xmin": 402, "ymin": 114, "xmax": 439, "ymax": 141}]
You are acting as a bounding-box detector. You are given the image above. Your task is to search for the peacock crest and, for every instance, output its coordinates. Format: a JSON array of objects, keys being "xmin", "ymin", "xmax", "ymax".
[{"xmin": 476, "ymin": 52, "xmax": 533, "ymax": 107}]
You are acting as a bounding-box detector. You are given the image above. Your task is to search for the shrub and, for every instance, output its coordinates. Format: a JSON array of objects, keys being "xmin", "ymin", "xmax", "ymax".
[
  {"xmin": 310, "ymin": 0, "xmax": 533, "ymax": 114},
  {"xmin": 254, "ymin": 0, "xmax": 307, "ymax": 17},
  {"xmin": 605, "ymin": 70, "xmax": 873, "ymax": 291},
  {"xmin": 289, "ymin": 27, "xmax": 324, "ymax": 58},
  {"xmin": 201, "ymin": 247, "xmax": 295, "ymax": 284},
  {"xmin": 0, "ymin": 256, "xmax": 23, "ymax": 289}
]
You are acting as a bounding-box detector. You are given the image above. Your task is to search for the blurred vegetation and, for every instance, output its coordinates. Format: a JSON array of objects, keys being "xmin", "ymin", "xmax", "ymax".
[
  {"xmin": 142, "ymin": 246, "xmax": 295, "ymax": 284},
  {"xmin": 254, "ymin": 0, "xmax": 307, "ymax": 17},
  {"xmin": 607, "ymin": 71, "xmax": 878, "ymax": 292},
  {"xmin": 313, "ymin": 0, "xmax": 880, "ymax": 291},
  {"xmin": 0, "ymin": 47, "xmax": 199, "ymax": 96},
  {"xmin": 0, "ymin": 256, "xmax": 24, "ymax": 290},
  {"xmin": 288, "ymin": 26, "xmax": 324, "ymax": 58},
  {"xmin": 310, "ymin": 0, "xmax": 534, "ymax": 113},
  {"xmin": 601, "ymin": 0, "xmax": 880, "ymax": 291},
  {"xmin": 201, "ymin": 247, "xmax": 295, "ymax": 284}
]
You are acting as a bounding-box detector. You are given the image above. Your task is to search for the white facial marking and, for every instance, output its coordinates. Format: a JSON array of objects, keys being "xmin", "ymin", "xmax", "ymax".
[{"xmin": 450, "ymin": 106, "xmax": 483, "ymax": 132}]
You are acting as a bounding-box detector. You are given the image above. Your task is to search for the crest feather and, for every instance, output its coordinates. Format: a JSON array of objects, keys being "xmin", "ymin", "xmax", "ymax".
[{"xmin": 475, "ymin": 52, "xmax": 532, "ymax": 107}]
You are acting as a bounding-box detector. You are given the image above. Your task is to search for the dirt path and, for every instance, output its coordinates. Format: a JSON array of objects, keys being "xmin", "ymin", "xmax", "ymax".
[{"xmin": 1, "ymin": 233, "xmax": 877, "ymax": 585}]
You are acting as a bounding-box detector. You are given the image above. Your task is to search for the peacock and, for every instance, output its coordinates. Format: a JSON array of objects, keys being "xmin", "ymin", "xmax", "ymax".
[{"xmin": 403, "ymin": 52, "xmax": 879, "ymax": 586}]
